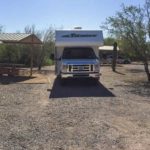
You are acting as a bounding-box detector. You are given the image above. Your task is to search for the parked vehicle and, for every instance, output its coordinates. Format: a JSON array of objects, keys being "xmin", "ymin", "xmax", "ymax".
[
  {"xmin": 54, "ymin": 30, "xmax": 104, "ymax": 83},
  {"xmin": 117, "ymin": 56, "xmax": 131, "ymax": 64},
  {"xmin": 103, "ymin": 55, "xmax": 131, "ymax": 64}
]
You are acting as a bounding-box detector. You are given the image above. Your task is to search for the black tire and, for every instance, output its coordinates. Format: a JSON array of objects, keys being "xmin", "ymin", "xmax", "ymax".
[
  {"xmin": 57, "ymin": 76, "xmax": 66, "ymax": 86},
  {"xmin": 60, "ymin": 78, "xmax": 66, "ymax": 86},
  {"xmin": 96, "ymin": 77, "xmax": 100, "ymax": 81}
]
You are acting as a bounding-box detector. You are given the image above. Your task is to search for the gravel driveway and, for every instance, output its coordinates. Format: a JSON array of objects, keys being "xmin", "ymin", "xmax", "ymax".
[{"xmin": 0, "ymin": 64, "xmax": 150, "ymax": 150}]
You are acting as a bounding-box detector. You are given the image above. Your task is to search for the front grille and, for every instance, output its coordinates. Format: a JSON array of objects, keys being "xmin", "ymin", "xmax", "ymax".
[{"xmin": 69, "ymin": 65, "xmax": 93, "ymax": 72}]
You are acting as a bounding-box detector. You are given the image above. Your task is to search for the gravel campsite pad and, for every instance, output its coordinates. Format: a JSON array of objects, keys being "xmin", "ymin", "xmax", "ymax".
[{"xmin": 0, "ymin": 64, "xmax": 150, "ymax": 150}]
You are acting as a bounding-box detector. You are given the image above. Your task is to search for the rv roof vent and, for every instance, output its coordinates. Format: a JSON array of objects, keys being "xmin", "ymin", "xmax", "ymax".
[{"xmin": 74, "ymin": 27, "xmax": 82, "ymax": 30}]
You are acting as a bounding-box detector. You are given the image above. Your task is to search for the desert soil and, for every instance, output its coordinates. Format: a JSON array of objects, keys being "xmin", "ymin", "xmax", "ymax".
[{"xmin": 0, "ymin": 64, "xmax": 150, "ymax": 150}]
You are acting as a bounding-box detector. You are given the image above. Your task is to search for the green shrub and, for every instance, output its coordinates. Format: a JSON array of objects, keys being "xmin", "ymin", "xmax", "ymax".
[{"xmin": 43, "ymin": 58, "xmax": 54, "ymax": 66}]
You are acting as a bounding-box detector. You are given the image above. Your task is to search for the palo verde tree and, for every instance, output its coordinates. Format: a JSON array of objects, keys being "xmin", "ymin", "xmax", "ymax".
[{"xmin": 102, "ymin": 2, "xmax": 150, "ymax": 81}]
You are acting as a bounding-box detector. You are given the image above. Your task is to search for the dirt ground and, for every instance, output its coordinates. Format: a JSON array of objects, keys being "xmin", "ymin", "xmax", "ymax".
[{"xmin": 0, "ymin": 64, "xmax": 150, "ymax": 150}]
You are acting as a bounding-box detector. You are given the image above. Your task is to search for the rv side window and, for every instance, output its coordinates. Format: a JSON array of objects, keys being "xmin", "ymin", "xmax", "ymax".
[{"xmin": 62, "ymin": 47, "xmax": 96, "ymax": 59}]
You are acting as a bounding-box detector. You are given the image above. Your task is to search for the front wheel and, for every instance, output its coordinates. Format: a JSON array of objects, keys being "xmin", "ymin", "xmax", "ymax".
[
  {"xmin": 57, "ymin": 75, "xmax": 66, "ymax": 86},
  {"xmin": 95, "ymin": 77, "xmax": 100, "ymax": 82}
]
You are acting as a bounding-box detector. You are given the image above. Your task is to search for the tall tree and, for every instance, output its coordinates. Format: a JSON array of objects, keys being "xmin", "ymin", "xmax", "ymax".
[
  {"xmin": 38, "ymin": 26, "xmax": 55, "ymax": 70},
  {"xmin": 102, "ymin": 2, "xmax": 150, "ymax": 81},
  {"xmin": 24, "ymin": 25, "xmax": 42, "ymax": 39},
  {"xmin": 24, "ymin": 25, "xmax": 55, "ymax": 70},
  {"xmin": 104, "ymin": 37, "xmax": 116, "ymax": 46},
  {"xmin": 24, "ymin": 25, "xmax": 43, "ymax": 72}
]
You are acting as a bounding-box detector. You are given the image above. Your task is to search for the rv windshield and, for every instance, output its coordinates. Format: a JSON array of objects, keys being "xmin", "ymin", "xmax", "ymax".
[{"xmin": 62, "ymin": 47, "xmax": 96, "ymax": 59}]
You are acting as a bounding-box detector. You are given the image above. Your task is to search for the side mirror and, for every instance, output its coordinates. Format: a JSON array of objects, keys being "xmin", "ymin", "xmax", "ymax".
[{"xmin": 50, "ymin": 53, "xmax": 54, "ymax": 60}]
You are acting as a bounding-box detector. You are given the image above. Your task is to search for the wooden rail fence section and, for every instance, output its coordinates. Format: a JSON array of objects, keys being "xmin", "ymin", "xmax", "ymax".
[{"xmin": 0, "ymin": 64, "xmax": 24, "ymax": 76}]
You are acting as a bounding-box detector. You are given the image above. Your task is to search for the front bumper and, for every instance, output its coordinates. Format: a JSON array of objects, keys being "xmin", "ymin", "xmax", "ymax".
[{"xmin": 61, "ymin": 72, "xmax": 101, "ymax": 79}]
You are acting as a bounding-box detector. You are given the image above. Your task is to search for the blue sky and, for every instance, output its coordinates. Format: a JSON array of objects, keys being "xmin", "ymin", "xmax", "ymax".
[{"xmin": 0, "ymin": 0, "xmax": 144, "ymax": 33}]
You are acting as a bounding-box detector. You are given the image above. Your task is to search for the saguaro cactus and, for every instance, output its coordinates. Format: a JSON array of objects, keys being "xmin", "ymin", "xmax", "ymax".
[{"xmin": 112, "ymin": 42, "xmax": 117, "ymax": 72}]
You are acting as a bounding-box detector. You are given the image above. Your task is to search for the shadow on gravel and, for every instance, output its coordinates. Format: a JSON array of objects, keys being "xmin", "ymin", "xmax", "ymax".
[
  {"xmin": 126, "ymin": 68, "xmax": 144, "ymax": 73},
  {"xmin": 114, "ymin": 71, "xmax": 126, "ymax": 75},
  {"xmin": 116, "ymin": 79, "xmax": 150, "ymax": 97},
  {"xmin": 49, "ymin": 78, "xmax": 115, "ymax": 98},
  {"xmin": 0, "ymin": 76, "xmax": 35, "ymax": 85},
  {"xmin": 128, "ymin": 81, "xmax": 150, "ymax": 97},
  {"xmin": 101, "ymin": 64, "xmax": 123, "ymax": 67}
]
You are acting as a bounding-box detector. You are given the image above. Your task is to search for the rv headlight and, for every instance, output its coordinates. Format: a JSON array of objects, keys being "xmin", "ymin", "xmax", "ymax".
[
  {"xmin": 94, "ymin": 64, "xmax": 99, "ymax": 71},
  {"xmin": 62, "ymin": 64, "xmax": 68, "ymax": 72}
]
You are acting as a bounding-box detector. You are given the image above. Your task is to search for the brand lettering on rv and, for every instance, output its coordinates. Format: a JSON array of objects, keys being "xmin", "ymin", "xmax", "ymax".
[{"xmin": 62, "ymin": 33, "xmax": 97, "ymax": 38}]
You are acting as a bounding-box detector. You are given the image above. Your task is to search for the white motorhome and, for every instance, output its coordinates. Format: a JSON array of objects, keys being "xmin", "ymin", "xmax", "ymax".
[{"xmin": 54, "ymin": 30, "xmax": 104, "ymax": 82}]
